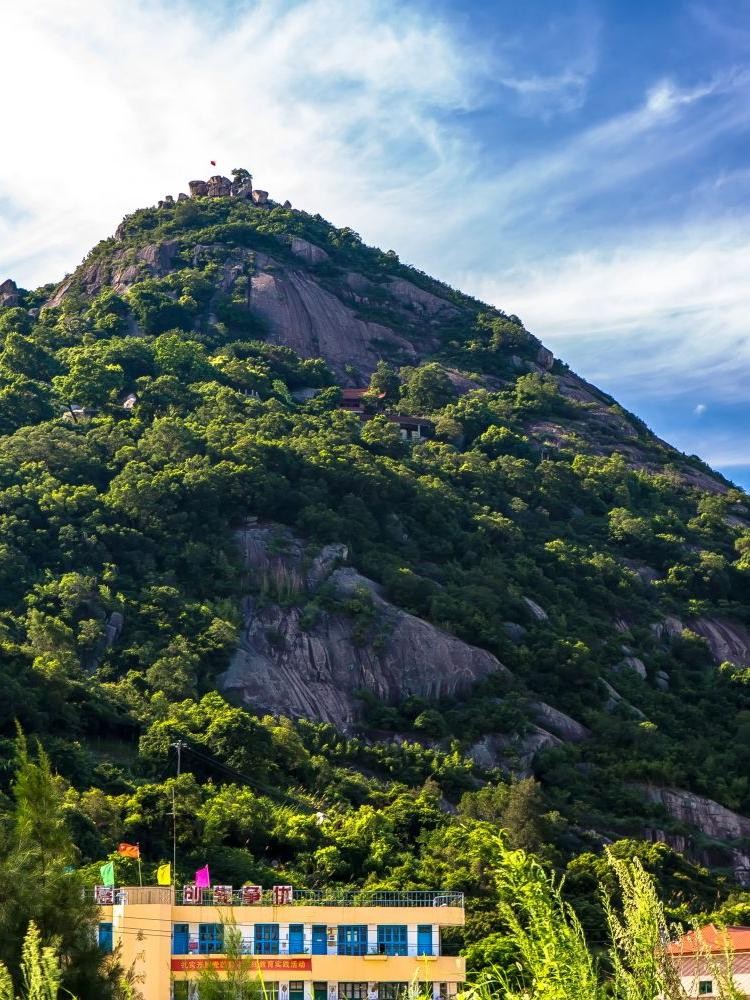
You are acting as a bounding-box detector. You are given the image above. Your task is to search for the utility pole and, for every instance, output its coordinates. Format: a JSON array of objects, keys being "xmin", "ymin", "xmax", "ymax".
[{"xmin": 170, "ymin": 741, "xmax": 187, "ymax": 888}]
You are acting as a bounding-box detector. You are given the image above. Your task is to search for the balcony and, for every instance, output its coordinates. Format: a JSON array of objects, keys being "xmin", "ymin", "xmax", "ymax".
[{"xmin": 175, "ymin": 940, "xmax": 440, "ymax": 958}]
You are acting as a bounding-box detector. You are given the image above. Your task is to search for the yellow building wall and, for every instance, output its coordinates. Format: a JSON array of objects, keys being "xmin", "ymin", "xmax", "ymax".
[{"xmin": 101, "ymin": 890, "xmax": 465, "ymax": 1000}]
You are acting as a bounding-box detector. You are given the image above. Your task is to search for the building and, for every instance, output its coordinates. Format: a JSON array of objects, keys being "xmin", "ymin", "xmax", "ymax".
[
  {"xmin": 387, "ymin": 415, "xmax": 432, "ymax": 442},
  {"xmin": 665, "ymin": 925, "xmax": 750, "ymax": 997},
  {"xmin": 96, "ymin": 886, "xmax": 465, "ymax": 1000},
  {"xmin": 340, "ymin": 389, "xmax": 376, "ymax": 416}
]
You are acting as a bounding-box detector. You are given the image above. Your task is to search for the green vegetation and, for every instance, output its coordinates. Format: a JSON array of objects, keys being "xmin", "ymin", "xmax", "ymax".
[{"xmin": 0, "ymin": 186, "xmax": 749, "ymax": 990}]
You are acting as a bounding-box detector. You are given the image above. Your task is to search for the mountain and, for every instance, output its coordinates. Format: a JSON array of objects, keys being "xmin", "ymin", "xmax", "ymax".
[{"xmin": 0, "ymin": 172, "xmax": 749, "ymax": 939}]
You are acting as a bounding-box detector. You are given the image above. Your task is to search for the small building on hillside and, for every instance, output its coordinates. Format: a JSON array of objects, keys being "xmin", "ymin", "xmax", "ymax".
[
  {"xmin": 388, "ymin": 414, "xmax": 432, "ymax": 442},
  {"xmin": 340, "ymin": 389, "xmax": 374, "ymax": 415},
  {"xmin": 666, "ymin": 925, "xmax": 750, "ymax": 997}
]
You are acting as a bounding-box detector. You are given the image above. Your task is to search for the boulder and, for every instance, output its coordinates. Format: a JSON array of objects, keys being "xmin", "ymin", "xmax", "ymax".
[
  {"xmin": 503, "ymin": 622, "xmax": 527, "ymax": 644},
  {"xmin": 283, "ymin": 200, "xmax": 292, "ymax": 209},
  {"xmin": 615, "ymin": 656, "xmax": 647, "ymax": 679},
  {"xmin": 522, "ymin": 596, "xmax": 548, "ymax": 621},
  {"xmin": 104, "ymin": 611, "xmax": 124, "ymax": 647},
  {"xmin": 655, "ymin": 670, "xmax": 670, "ymax": 691},
  {"xmin": 164, "ymin": 195, "xmax": 174, "ymax": 205},
  {"xmin": 188, "ymin": 180, "xmax": 208, "ymax": 197},
  {"xmin": 252, "ymin": 189, "xmax": 269, "ymax": 205},
  {"xmin": 0, "ymin": 278, "xmax": 18, "ymax": 308},
  {"xmin": 177, "ymin": 192, "xmax": 188, "ymax": 201},
  {"xmin": 207, "ymin": 175, "xmax": 232, "ymax": 197},
  {"xmin": 537, "ymin": 345, "xmax": 554, "ymax": 369},
  {"xmin": 290, "ymin": 237, "xmax": 330, "ymax": 265},
  {"xmin": 532, "ymin": 702, "xmax": 590, "ymax": 742}
]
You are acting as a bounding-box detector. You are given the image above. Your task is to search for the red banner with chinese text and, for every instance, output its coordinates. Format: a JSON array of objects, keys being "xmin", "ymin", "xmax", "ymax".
[{"xmin": 172, "ymin": 957, "xmax": 313, "ymax": 973}]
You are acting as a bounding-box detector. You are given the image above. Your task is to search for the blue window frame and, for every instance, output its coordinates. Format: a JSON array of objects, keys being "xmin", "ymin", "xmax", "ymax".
[
  {"xmin": 255, "ymin": 923, "xmax": 280, "ymax": 955},
  {"xmin": 312, "ymin": 926, "xmax": 327, "ymax": 955},
  {"xmin": 199, "ymin": 923, "xmax": 224, "ymax": 955},
  {"xmin": 172, "ymin": 923, "xmax": 189, "ymax": 955},
  {"xmin": 338, "ymin": 925, "xmax": 367, "ymax": 956},
  {"xmin": 377, "ymin": 926, "xmax": 407, "ymax": 956},
  {"xmin": 417, "ymin": 925, "xmax": 433, "ymax": 956},
  {"xmin": 288, "ymin": 924, "xmax": 304, "ymax": 954},
  {"xmin": 98, "ymin": 922, "xmax": 113, "ymax": 954}
]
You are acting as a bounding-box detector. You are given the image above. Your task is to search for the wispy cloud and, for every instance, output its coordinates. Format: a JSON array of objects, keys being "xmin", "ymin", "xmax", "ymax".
[
  {"xmin": 0, "ymin": 0, "xmax": 481, "ymax": 287},
  {"xmin": 467, "ymin": 223, "xmax": 750, "ymax": 399}
]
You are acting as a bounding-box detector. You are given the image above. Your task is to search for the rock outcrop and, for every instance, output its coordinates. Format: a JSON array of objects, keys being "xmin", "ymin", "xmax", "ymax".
[
  {"xmin": 654, "ymin": 615, "xmax": 750, "ymax": 666},
  {"xmin": 691, "ymin": 618, "xmax": 750, "ymax": 666},
  {"xmin": 248, "ymin": 253, "xmax": 426, "ymax": 379},
  {"xmin": 636, "ymin": 785, "xmax": 750, "ymax": 840},
  {"xmin": 635, "ymin": 784, "xmax": 750, "ymax": 883},
  {"xmin": 219, "ymin": 522, "xmax": 506, "ymax": 730},
  {"xmin": 531, "ymin": 702, "xmax": 590, "ymax": 742},
  {"xmin": 0, "ymin": 278, "xmax": 18, "ymax": 308},
  {"xmin": 469, "ymin": 728, "xmax": 562, "ymax": 778},
  {"xmin": 522, "ymin": 597, "xmax": 548, "ymax": 621},
  {"xmin": 289, "ymin": 238, "xmax": 330, "ymax": 265}
]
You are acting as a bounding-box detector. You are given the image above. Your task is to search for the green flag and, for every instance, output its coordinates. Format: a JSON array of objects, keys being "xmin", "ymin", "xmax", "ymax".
[{"xmin": 100, "ymin": 861, "xmax": 115, "ymax": 887}]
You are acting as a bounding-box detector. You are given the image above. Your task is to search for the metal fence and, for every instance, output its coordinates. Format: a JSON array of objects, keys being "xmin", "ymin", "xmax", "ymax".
[
  {"xmin": 175, "ymin": 890, "xmax": 464, "ymax": 909},
  {"xmin": 91, "ymin": 888, "xmax": 464, "ymax": 909}
]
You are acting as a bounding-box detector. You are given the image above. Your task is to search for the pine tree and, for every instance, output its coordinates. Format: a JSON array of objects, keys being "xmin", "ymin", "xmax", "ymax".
[{"xmin": 0, "ymin": 734, "xmax": 117, "ymax": 999}]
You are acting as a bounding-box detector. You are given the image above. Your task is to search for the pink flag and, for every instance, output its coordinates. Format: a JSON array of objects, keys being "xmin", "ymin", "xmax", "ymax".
[{"xmin": 195, "ymin": 865, "xmax": 210, "ymax": 888}]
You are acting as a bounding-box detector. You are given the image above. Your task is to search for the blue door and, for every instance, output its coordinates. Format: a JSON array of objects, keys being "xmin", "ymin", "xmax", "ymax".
[
  {"xmin": 173, "ymin": 923, "xmax": 189, "ymax": 955},
  {"xmin": 312, "ymin": 926, "xmax": 327, "ymax": 955},
  {"xmin": 417, "ymin": 925, "xmax": 433, "ymax": 956},
  {"xmin": 98, "ymin": 922, "xmax": 113, "ymax": 953},
  {"xmin": 288, "ymin": 924, "xmax": 304, "ymax": 954}
]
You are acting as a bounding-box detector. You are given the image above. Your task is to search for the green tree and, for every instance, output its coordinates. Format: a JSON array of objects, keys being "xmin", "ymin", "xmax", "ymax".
[
  {"xmin": 0, "ymin": 736, "xmax": 115, "ymax": 999},
  {"xmin": 399, "ymin": 363, "xmax": 454, "ymax": 412}
]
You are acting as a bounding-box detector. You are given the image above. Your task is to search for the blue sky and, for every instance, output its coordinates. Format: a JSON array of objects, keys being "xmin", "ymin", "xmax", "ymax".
[{"xmin": 2, "ymin": 0, "xmax": 749, "ymax": 488}]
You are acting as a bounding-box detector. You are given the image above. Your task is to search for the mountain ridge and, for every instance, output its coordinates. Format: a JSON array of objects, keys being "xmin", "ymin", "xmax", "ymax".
[{"xmin": 0, "ymin": 174, "xmax": 749, "ymax": 919}]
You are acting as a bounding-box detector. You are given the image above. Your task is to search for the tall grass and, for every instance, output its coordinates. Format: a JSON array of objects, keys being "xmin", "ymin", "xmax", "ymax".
[{"xmin": 458, "ymin": 838, "xmax": 742, "ymax": 1000}]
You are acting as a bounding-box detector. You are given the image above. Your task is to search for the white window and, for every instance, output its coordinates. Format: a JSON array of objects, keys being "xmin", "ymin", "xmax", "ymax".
[{"xmin": 339, "ymin": 985, "xmax": 368, "ymax": 1000}]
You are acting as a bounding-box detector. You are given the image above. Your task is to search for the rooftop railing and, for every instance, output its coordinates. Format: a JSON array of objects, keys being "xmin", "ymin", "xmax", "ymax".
[{"xmin": 92, "ymin": 887, "xmax": 464, "ymax": 909}]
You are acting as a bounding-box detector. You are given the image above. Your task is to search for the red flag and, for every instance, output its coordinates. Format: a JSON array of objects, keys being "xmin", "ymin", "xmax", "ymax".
[{"xmin": 117, "ymin": 843, "xmax": 140, "ymax": 859}]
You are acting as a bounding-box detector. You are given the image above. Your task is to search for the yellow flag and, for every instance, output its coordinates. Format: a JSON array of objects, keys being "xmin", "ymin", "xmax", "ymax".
[{"xmin": 157, "ymin": 863, "xmax": 171, "ymax": 886}]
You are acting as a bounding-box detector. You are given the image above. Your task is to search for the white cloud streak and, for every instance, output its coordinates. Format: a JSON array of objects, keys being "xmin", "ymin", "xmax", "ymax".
[
  {"xmin": 0, "ymin": 0, "xmax": 481, "ymax": 287},
  {"xmin": 467, "ymin": 224, "xmax": 750, "ymax": 399}
]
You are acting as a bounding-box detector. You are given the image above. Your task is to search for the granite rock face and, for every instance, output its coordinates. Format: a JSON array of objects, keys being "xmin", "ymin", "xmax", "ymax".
[
  {"xmin": 219, "ymin": 522, "xmax": 506, "ymax": 730},
  {"xmin": 0, "ymin": 279, "xmax": 18, "ymax": 308},
  {"xmin": 289, "ymin": 237, "xmax": 330, "ymax": 265},
  {"xmin": 248, "ymin": 253, "xmax": 424, "ymax": 379},
  {"xmin": 636, "ymin": 784, "xmax": 750, "ymax": 840}
]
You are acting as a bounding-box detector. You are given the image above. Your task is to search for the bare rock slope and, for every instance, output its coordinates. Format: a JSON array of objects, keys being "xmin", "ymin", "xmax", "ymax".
[{"xmin": 219, "ymin": 522, "xmax": 506, "ymax": 730}]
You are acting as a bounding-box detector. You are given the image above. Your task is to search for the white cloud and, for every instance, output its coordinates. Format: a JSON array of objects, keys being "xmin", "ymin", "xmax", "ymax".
[
  {"xmin": 464, "ymin": 224, "xmax": 750, "ymax": 400},
  {"xmin": 0, "ymin": 0, "xmax": 481, "ymax": 288},
  {"xmin": 694, "ymin": 403, "xmax": 708, "ymax": 416}
]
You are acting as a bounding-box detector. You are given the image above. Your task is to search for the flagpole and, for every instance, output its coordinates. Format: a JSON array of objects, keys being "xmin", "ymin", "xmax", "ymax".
[
  {"xmin": 137, "ymin": 843, "xmax": 142, "ymax": 887},
  {"xmin": 170, "ymin": 740, "xmax": 185, "ymax": 891}
]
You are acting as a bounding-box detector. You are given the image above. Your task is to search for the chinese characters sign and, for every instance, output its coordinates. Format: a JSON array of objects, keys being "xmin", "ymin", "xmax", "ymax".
[{"xmin": 171, "ymin": 958, "xmax": 312, "ymax": 973}]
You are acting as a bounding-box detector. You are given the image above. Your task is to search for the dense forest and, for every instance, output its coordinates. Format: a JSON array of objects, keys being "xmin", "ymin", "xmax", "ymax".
[{"xmin": 1, "ymin": 177, "xmax": 749, "ymax": 991}]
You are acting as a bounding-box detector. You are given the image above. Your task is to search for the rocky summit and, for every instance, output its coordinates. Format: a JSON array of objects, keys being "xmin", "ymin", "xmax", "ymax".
[{"xmin": 0, "ymin": 172, "xmax": 749, "ymax": 940}]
